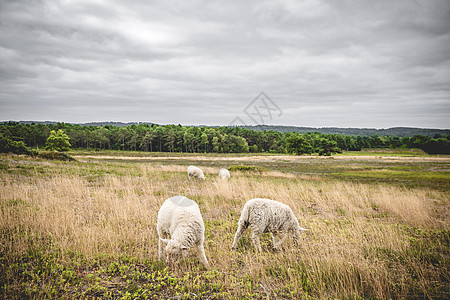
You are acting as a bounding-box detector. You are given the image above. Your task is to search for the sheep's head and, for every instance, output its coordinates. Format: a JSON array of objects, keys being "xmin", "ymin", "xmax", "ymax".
[
  {"xmin": 161, "ymin": 239, "xmax": 188, "ymax": 263},
  {"xmin": 195, "ymin": 171, "xmax": 205, "ymax": 180}
]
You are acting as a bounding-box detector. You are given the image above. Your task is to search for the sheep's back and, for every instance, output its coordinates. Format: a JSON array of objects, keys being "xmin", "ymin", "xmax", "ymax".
[
  {"xmin": 243, "ymin": 198, "xmax": 295, "ymax": 232},
  {"xmin": 157, "ymin": 196, "xmax": 202, "ymax": 233},
  {"xmin": 188, "ymin": 166, "xmax": 203, "ymax": 176},
  {"xmin": 218, "ymin": 168, "xmax": 230, "ymax": 179}
]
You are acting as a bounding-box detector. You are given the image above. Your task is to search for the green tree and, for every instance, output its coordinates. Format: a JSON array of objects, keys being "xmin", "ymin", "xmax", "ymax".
[
  {"xmin": 410, "ymin": 135, "xmax": 431, "ymax": 148},
  {"xmin": 317, "ymin": 138, "xmax": 341, "ymax": 156},
  {"xmin": 222, "ymin": 134, "xmax": 231, "ymax": 153},
  {"xmin": 127, "ymin": 127, "xmax": 138, "ymax": 151},
  {"xmin": 165, "ymin": 128, "xmax": 176, "ymax": 152},
  {"xmin": 200, "ymin": 133, "xmax": 209, "ymax": 153},
  {"xmin": 369, "ymin": 135, "xmax": 385, "ymax": 148},
  {"xmin": 233, "ymin": 136, "xmax": 249, "ymax": 153},
  {"xmin": 117, "ymin": 127, "xmax": 128, "ymax": 150},
  {"xmin": 92, "ymin": 127, "xmax": 109, "ymax": 150},
  {"xmin": 286, "ymin": 134, "xmax": 313, "ymax": 155},
  {"xmin": 183, "ymin": 130, "xmax": 194, "ymax": 153},
  {"xmin": 45, "ymin": 129, "xmax": 71, "ymax": 151},
  {"xmin": 141, "ymin": 130, "xmax": 154, "ymax": 151},
  {"xmin": 0, "ymin": 133, "xmax": 30, "ymax": 155},
  {"xmin": 249, "ymin": 144, "xmax": 258, "ymax": 153},
  {"xmin": 212, "ymin": 136, "xmax": 220, "ymax": 153},
  {"xmin": 155, "ymin": 126, "xmax": 164, "ymax": 152}
]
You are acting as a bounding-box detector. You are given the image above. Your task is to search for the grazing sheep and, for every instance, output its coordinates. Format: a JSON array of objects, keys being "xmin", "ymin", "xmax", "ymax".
[
  {"xmin": 157, "ymin": 196, "xmax": 210, "ymax": 268},
  {"xmin": 231, "ymin": 198, "xmax": 307, "ymax": 252},
  {"xmin": 187, "ymin": 165, "xmax": 205, "ymax": 180},
  {"xmin": 218, "ymin": 168, "xmax": 231, "ymax": 180}
]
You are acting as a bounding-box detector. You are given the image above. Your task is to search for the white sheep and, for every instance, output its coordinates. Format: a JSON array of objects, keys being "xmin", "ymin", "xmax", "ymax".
[
  {"xmin": 231, "ymin": 198, "xmax": 307, "ymax": 252},
  {"xmin": 218, "ymin": 168, "xmax": 230, "ymax": 180},
  {"xmin": 187, "ymin": 165, "xmax": 205, "ymax": 180},
  {"xmin": 157, "ymin": 195, "xmax": 210, "ymax": 268}
]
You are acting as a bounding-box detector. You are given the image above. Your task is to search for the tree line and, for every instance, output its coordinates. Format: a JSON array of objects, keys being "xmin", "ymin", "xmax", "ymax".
[
  {"xmin": 1, "ymin": 122, "xmax": 449, "ymax": 155},
  {"xmin": 238, "ymin": 125, "xmax": 450, "ymax": 138}
]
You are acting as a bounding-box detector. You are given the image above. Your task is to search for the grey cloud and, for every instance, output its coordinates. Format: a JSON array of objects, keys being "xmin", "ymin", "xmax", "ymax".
[{"xmin": 0, "ymin": 0, "xmax": 449, "ymax": 128}]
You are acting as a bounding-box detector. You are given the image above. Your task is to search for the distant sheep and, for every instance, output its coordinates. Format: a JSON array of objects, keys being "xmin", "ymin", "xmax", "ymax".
[
  {"xmin": 157, "ymin": 196, "xmax": 210, "ymax": 268},
  {"xmin": 231, "ymin": 198, "xmax": 307, "ymax": 252},
  {"xmin": 218, "ymin": 168, "xmax": 230, "ymax": 180},
  {"xmin": 187, "ymin": 165, "xmax": 205, "ymax": 180}
]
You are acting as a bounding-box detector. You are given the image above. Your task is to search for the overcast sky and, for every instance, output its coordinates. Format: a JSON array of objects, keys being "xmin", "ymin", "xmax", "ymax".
[{"xmin": 1, "ymin": 0, "xmax": 449, "ymax": 128}]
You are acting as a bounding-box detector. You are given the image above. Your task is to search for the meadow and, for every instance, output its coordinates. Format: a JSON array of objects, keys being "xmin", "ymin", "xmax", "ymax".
[{"xmin": 0, "ymin": 151, "xmax": 449, "ymax": 299}]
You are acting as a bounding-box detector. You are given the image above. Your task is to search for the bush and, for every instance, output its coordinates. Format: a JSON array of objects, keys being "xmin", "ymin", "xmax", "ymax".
[
  {"xmin": 227, "ymin": 165, "xmax": 268, "ymax": 172},
  {"xmin": 38, "ymin": 151, "xmax": 75, "ymax": 161},
  {"xmin": 0, "ymin": 134, "xmax": 31, "ymax": 155}
]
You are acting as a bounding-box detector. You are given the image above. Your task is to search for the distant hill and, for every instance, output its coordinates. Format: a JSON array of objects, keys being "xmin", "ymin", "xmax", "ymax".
[
  {"xmin": 7, "ymin": 121, "xmax": 450, "ymax": 137},
  {"xmin": 224, "ymin": 125, "xmax": 450, "ymax": 138},
  {"xmin": 14, "ymin": 121, "xmax": 154, "ymax": 127}
]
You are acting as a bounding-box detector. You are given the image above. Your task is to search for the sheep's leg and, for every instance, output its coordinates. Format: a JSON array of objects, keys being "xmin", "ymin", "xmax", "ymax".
[
  {"xmin": 231, "ymin": 223, "xmax": 247, "ymax": 250},
  {"xmin": 273, "ymin": 232, "xmax": 288, "ymax": 250},
  {"xmin": 272, "ymin": 232, "xmax": 279, "ymax": 249},
  {"xmin": 251, "ymin": 230, "xmax": 263, "ymax": 252},
  {"xmin": 158, "ymin": 239, "xmax": 165, "ymax": 260},
  {"xmin": 196, "ymin": 244, "xmax": 210, "ymax": 269}
]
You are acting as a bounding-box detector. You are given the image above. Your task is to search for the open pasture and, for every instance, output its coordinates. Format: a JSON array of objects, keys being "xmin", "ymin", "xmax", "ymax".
[{"xmin": 1, "ymin": 152, "xmax": 449, "ymax": 299}]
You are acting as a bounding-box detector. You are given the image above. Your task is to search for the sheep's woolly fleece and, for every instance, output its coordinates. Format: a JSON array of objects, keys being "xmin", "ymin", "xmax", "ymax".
[
  {"xmin": 232, "ymin": 198, "xmax": 307, "ymax": 252},
  {"xmin": 187, "ymin": 165, "xmax": 206, "ymax": 180},
  {"xmin": 218, "ymin": 168, "xmax": 230, "ymax": 180},
  {"xmin": 157, "ymin": 196, "xmax": 209, "ymax": 268}
]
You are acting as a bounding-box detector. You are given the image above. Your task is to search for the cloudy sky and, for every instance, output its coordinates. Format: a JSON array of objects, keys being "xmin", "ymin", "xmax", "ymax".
[{"xmin": 1, "ymin": 0, "xmax": 449, "ymax": 128}]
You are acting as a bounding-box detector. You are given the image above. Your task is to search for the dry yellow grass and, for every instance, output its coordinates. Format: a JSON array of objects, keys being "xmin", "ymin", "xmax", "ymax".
[{"xmin": 0, "ymin": 155, "xmax": 448, "ymax": 299}]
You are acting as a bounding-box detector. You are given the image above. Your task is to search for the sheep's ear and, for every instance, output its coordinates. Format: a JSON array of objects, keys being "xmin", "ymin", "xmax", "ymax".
[
  {"xmin": 161, "ymin": 238, "xmax": 170, "ymax": 245},
  {"xmin": 298, "ymin": 226, "xmax": 308, "ymax": 231}
]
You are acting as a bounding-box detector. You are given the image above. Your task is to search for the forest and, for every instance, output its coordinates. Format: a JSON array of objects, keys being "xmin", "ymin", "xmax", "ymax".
[{"xmin": 1, "ymin": 121, "xmax": 449, "ymax": 155}]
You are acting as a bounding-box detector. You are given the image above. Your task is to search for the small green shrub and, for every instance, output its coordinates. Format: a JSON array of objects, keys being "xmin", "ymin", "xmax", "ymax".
[
  {"xmin": 38, "ymin": 151, "xmax": 75, "ymax": 161},
  {"xmin": 227, "ymin": 165, "xmax": 268, "ymax": 172}
]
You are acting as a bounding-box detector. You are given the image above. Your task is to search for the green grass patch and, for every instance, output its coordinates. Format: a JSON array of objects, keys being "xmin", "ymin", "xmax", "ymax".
[
  {"xmin": 339, "ymin": 148, "xmax": 429, "ymax": 157},
  {"xmin": 0, "ymin": 238, "xmax": 266, "ymax": 299},
  {"xmin": 335, "ymin": 169, "xmax": 450, "ymax": 181}
]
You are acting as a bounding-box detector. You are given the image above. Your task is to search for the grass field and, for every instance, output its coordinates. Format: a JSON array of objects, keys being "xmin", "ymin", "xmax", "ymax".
[
  {"xmin": 338, "ymin": 148, "xmax": 430, "ymax": 157},
  {"xmin": 1, "ymin": 151, "xmax": 449, "ymax": 299}
]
